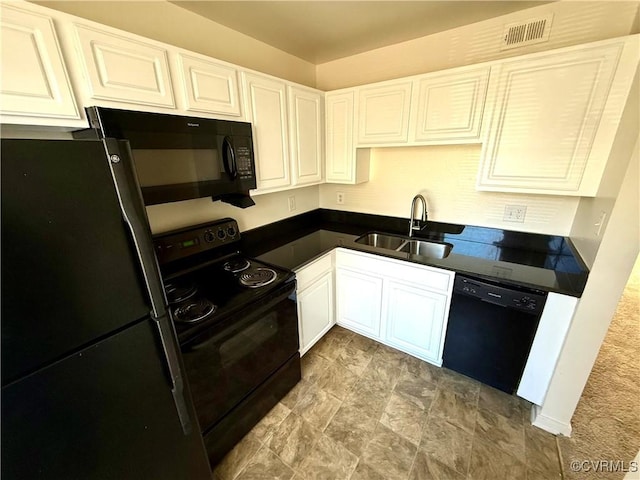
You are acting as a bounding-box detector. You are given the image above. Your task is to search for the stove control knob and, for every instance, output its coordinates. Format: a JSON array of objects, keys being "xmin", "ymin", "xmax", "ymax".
[
  {"xmin": 227, "ymin": 226, "xmax": 237, "ymax": 237},
  {"xmin": 204, "ymin": 231, "xmax": 215, "ymax": 243},
  {"xmin": 217, "ymin": 229, "xmax": 226, "ymax": 240}
]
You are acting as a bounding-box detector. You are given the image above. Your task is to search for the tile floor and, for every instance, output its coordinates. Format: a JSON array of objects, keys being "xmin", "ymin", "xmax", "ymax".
[{"xmin": 213, "ymin": 326, "xmax": 563, "ymax": 480}]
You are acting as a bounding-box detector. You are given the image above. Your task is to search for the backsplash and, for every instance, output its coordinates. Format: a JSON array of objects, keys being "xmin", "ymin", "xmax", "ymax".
[
  {"xmin": 146, "ymin": 185, "xmax": 320, "ymax": 234},
  {"xmin": 319, "ymin": 145, "xmax": 580, "ymax": 236}
]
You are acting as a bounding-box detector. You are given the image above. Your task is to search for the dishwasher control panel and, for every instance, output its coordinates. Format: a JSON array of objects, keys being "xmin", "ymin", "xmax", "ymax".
[{"xmin": 454, "ymin": 276, "xmax": 546, "ymax": 315}]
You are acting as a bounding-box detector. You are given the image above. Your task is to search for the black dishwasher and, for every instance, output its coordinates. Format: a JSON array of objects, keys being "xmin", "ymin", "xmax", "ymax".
[{"xmin": 442, "ymin": 275, "xmax": 547, "ymax": 394}]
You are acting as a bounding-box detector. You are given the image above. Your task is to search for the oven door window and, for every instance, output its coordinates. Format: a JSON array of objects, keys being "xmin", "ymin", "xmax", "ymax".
[{"xmin": 182, "ymin": 292, "xmax": 298, "ymax": 433}]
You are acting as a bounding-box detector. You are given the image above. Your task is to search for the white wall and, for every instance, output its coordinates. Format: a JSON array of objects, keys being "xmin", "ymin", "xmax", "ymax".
[
  {"xmin": 320, "ymin": 145, "xmax": 579, "ymax": 235},
  {"xmin": 534, "ymin": 132, "xmax": 639, "ymax": 435},
  {"xmin": 147, "ymin": 185, "xmax": 320, "ymax": 234},
  {"xmin": 316, "ymin": 1, "xmax": 640, "ymax": 90}
]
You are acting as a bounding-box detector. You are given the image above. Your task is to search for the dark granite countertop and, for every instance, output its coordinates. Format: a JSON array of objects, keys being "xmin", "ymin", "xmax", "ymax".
[{"xmin": 241, "ymin": 209, "xmax": 588, "ymax": 297}]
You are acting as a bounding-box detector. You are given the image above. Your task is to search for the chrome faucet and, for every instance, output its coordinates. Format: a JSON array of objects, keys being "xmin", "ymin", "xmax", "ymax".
[{"xmin": 408, "ymin": 194, "xmax": 427, "ymax": 237}]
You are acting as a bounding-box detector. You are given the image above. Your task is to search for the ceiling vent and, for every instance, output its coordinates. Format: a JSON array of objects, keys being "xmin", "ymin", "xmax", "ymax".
[{"xmin": 501, "ymin": 14, "xmax": 553, "ymax": 50}]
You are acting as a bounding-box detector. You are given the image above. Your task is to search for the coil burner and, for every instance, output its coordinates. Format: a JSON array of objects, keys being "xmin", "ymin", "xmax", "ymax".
[
  {"xmin": 223, "ymin": 258, "xmax": 251, "ymax": 273},
  {"xmin": 239, "ymin": 268, "xmax": 277, "ymax": 288},
  {"xmin": 173, "ymin": 299, "xmax": 216, "ymax": 324}
]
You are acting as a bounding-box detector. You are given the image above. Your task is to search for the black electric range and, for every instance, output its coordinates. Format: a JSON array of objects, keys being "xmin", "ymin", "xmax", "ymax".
[{"xmin": 153, "ymin": 218, "xmax": 300, "ymax": 466}]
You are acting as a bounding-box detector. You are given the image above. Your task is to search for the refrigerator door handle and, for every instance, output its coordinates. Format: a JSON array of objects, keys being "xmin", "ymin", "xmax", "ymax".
[{"xmin": 102, "ymin": 138, "xmax": 193, "ymax": 435}]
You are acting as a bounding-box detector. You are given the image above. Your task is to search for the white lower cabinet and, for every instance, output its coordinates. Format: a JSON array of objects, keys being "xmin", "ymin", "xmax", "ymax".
[
  {"xmin": 335, "ymin": 267, "xmax": 383, "ymax": 338},
  {"xmin": 295, "ymin": 252, "xmax": 335, "ymax": 356},
  {"xmin": 335, "ymin": 248, "xmax": 454, "ymax": 365},
  {"xmin": 382, "ymin": 280, "xmax": 448, "ymax": 364}
]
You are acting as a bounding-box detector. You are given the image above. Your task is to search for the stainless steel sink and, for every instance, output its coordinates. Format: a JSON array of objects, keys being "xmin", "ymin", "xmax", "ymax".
[
  {"xmin": 355, "ymin": 233, "xmax": 406, "ymax": 250},
  {"xmin": 354, "ymin": 232, "xmax": 453, "ymax": 259},
  {"xmin": 397, "ymin": 239, "xmax": 453, "ymax": 259}
]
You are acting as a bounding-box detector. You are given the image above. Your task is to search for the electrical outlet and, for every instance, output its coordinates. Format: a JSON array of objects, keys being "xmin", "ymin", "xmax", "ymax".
[
  {"xmin": 288, "ymin": 195, "xmax": 295, "ymax": 212},
  {"xmin": 336, "ymin": 192, "xmax": 345, "ymax": 205},
  {"xmin": 504, "ymin": 205, "xmax": 526, "ymax": 223}
]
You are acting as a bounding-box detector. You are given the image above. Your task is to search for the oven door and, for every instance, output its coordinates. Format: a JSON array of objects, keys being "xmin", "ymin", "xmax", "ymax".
[{"xmin": 180, "ymin": 281, "xmax": 298, "ymax": 434}]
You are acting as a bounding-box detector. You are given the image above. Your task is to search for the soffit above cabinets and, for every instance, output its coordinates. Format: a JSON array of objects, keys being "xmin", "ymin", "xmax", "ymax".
[{"xmin": 170, "ymin": 1, "xmax": 551, "ymax": 64}]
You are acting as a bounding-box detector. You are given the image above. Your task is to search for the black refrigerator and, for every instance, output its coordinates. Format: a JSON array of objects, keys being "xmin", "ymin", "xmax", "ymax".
[{"xmin": 1, "ymin": 139, "xmax": 212, "ymax": 479}]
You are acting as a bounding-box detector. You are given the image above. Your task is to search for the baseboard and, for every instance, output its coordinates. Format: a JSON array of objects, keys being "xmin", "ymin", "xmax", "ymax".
[{"xmin": 530, "ymin": 404, "xmax": 573, "ymax": 436}]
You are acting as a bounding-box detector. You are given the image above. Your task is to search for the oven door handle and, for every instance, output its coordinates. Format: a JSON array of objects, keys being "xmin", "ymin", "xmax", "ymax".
[{"xmin": 103, "ymin": 138, "xmax": 193, "ymax": 435}]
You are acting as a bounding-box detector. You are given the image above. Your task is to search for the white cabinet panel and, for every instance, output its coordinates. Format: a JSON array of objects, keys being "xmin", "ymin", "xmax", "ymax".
[
  {"xmin": 288, "ymin": 86, "xmax": 323, "ymax": 186},
  {"xmin": 478, "ymin": 41, "xmax": 627, "ymax": 195},
  {"xmin": 0, "ymin": 5, "xmax": 79, "ymax": 122},
  {"xmin": 297, "ymin": 271, "xmax": 334, "ymax": 356},
  {"xmin": 177, "ymin": 54, "xmax": 241, "ymax": 116},
  {"xmin": 358, "ymin": 81, "xmax": 412, "ymax": 144},
  {"xmin": 243, "ymin": 73, "xmax": 290, "ymax": 190},
  {"xmin": 412, "ymin": 67, "xmax": 489, "ymax": 143},
  {"xmin": 336, "ymin": 267, "xmax": 383, "ymax": 337},
  {"xmin": 74, "ymin": 24, "xmax": 175, "ymax": 108},
  {"xmin": 383, "ymin": 280, "xmax": 448, "ymax": 364},
  {"xmin": 325, "ymin": 91, "xmax": 369, "ymax": 184}
]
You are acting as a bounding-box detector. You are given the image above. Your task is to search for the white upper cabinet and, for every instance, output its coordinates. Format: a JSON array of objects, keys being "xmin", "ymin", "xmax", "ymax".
[
  {"xmin": 357, "ymin": 81, "xmax": 412, "ymax": 145},
  {"xmin": 287, "ymin": 86, "xmax": 324, "ymax": 186},
  {"xmin": 325, "ymin": 90, "xmax": 370, "ymax": 184},
  {"xmin": 411, "ymin": 66, "xmax": 490, "ymax": 143},
  {"xmin": 478, "ymin": 36, "xmax": 639, "ymax": 196},
  {"xmin": 73, "ymin": 23, "xmax": 176, "ymax": 108},
  {"xmin": 0, "ymin": 4, "xmax": 80, "ymax": 125},
  {"xmin": 242, "ymin": 72, "xmax": 291, "ymax": 191},
  {"xmin": 176, "ymin": 53, "xmax": 241, "ymax": 117}
]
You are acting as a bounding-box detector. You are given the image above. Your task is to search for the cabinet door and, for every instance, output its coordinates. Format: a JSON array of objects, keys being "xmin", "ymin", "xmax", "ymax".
[
  {"xmin": 74, "ymin": 24, "xmax": 175, "ymax": 108},
  {"xmin": 326, "ymin": 91, "xmax": 355, "ymax": 183},
  {"xmin": 358, "ymin": 81, "xmax": 412, "ymax": 144},
  {"xmin": 297, "ymin": 271, "xmax": 334, "ymax": 356},
  {"xmin": 177, "ymin": 53, "xmax": 241, "ymax": 116},
  {"xmin": 0, "ymin": 5, "xmax": 79, "ymax": 122},
  {"xmin": 478, "ymin": 42, "xmax": 623, "ymax": 194},
  {"xmin": 288, "ymin": 86, "xmax": 323, "ymax": 186},
  {"xmin": 243, "ymin": 73, "xmax": 290, "ymax": 190},
  {"xmin": 412, "ymin": 67, "xmax": 489, "ymax": 143},
  {"xmin": 336, "ymin": 267, "xmax": 383, "ymax": 338},
  {"xmin": 383, "ymin": 280, "xmax": 448, "ymax": 365}
]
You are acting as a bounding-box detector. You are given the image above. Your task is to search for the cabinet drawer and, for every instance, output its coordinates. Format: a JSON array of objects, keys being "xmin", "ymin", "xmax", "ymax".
[
  {"xmin": 295, "ymin": 252, "xmax": 333, "ymax": 290},
  {"xmin": 336, "ymin": 248, "xmax": 453, "ymax": 292}
]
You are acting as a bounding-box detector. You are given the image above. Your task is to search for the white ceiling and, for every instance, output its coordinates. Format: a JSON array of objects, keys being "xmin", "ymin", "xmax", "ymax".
[{"xmin": 170, "ymin": 1, "xmax": 551, "ymax": 64}]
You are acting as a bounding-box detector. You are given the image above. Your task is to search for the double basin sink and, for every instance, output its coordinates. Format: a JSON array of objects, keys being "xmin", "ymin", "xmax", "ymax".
[{"xmin": 355, "ymin": 232, "xmax": 453, "ymax": 259}]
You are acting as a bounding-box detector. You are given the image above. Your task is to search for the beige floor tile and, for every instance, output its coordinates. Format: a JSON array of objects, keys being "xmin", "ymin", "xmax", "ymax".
[
  {"xmin": 324, "ymin": 403, "xmax": 378, "ymax": 456},
  {"xmin": 359, "ymin": 356, "xmax": 402, "ymax": 393},
  {"xmin": 343, "ymin": 381, "xmax": 392, "ymax": 421},
  {"xmin": 292, "ymin": 383, "xmax": 342, "ymax": 431},
  {"xmin": 235, "ymin": 446, "xmax": 294, "ymax": 480},
  {"xmin": 315, "ymin": 361, "xmax": 359, "ymax": 400},
  {"xmin": 372, "ymin": 343, "xmax": 410, "ymax": 370},
  {"xmin": 477, "ymin": 385, "xmax": 522, "ymax": 422},
  {"xmin": 430, "ymin": 388, "xmax": 478, "ymax": 434},
  {"xmin": 525, "ymin": 424, "xmax": 562, "ymax": 478},
  {"xmin": 404, "ymin": 356, "xmax": 442, "ymax": 385},
  {"xmin": 300, "ymin": 351, "xmax": 332, "ymax": 385},
  {"xmin": 468, "ymin": 437, "xmax": 526, "ymax": 480},
  {"xmin": 409, "ymin": 451, "xmax": 466, "ymax": 480},
  {"xmin": 437, "ymin": 369, "xmax": 481, "ymax": 403},
  {"xmin": 349, "ymin": 461, "xmax": 386, "ymax": 480},
  {"xmin": 475, "ymin": 407, "xmax": 525, "ymax": 461},
  {"xmin": 266, "ymin": 412, "xmax": 320, "ymax": 469},
  {"xmin": 380, "ymin": 392, "xmax": 426, "ymax": 445},
  {"xmin": 335, "ymin": 342, "xmax": 374, "ymax": 376},
  {"xmin": 251, "ymin": 402, "xmax": 291, "ymax": 443},
  {"xmin": 347, "ymin": 333, "xmax": 380, "ymax": 354},
  {"xmin": 213, "ymin": 431, "xmax": 262, "ymax": 480},
  {"xmin": 394, "ymin": 370, "xmax": 438, "ymax": 411},
  {"xmin": 280, "ymin": 378, "xmax": 314, "ymax": 410},
  {"xmin": 298, "ymin": 433, "xmax": 359, "ymax": 480},
  {"xmin": 361, "ymin": 423, "xmax": 418, "ymax": 479},
  {"xmin": 420, "ymin": 415, "xmax": 472, "ymax": 475}
]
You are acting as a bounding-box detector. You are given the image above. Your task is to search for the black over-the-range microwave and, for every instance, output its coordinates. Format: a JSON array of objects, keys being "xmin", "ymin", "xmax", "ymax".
[{"xmin": 74, "ymin": 107, "xmax": 257, "ymax": 208}]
